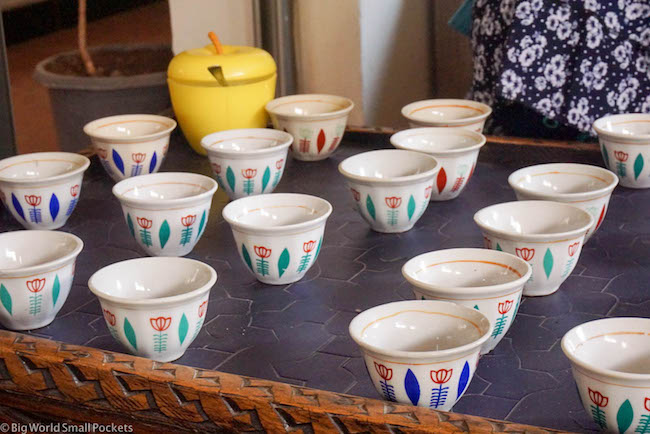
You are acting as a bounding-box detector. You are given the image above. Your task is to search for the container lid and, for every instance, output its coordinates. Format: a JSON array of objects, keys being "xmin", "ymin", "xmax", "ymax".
[{"xmin": 167, "ymin": 44, "xmax": 276, "ymax": 86}]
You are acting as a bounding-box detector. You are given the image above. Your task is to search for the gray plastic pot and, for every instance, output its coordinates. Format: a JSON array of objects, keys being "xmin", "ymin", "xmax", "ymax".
[{"xmin": 33, "ymin": 44, "xmax": 171, "ymax": 152}]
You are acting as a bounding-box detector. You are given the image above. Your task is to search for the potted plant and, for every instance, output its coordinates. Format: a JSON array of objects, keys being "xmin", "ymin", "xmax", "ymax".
[{"xmin": 33, "ymin": 0, "xmax": 173, "ymax": 152}]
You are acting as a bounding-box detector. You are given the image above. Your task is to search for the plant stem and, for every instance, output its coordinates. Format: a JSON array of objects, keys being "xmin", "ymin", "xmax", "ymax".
[{"xmin": 78, "ymin": 0, "xmax": 96, "ymax": 76}]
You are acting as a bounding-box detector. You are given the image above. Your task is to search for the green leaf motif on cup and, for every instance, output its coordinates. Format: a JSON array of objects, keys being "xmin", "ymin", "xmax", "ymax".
[
  {"xmin": 496, "ymin": 243, "xmax": 502, "ymax": 251},
  {"xmin": 196, "ymin": 210, "xmax": 207, "ymax": 240},
  {"xmin": 178, "ymin": 313, "xmax": 189, "ymax": 345},
  {"xmin": 262, "ymin": 166, "xmax": 271, "ymax": 193},
  {"xmin": 543, "ymin": 248, "xmax": 554, "ymax": 279},
  {"xmin": 159, "ymin": 220, "xmax": 171, "ymax": 249},
  {"xmin": 52, "ymin": 275, "xmax": 60, "ymax": 307},
  {"xmin": 366, "ymin": 195, "xmax": 376, "ymax": 221},
  {"xmin": 0, "ymin": 284, "xmax": 12, "ymax": 315},
  {"xmin": 127, "ymin": 213, "xmax": 135, "ymax": 238},
  {"xmin": 601, "ymin": 144, "xmax": 609, "ymax": 168},
  {"xmin": 407, "ymin": 195, "xmax": 416, "ymax": 221},
  {"xmin": 617, "ymin": 399, "xmax": 633, "ymax": 434},
  {"xmin": 226, "ymin": 166, "xmax": 236, "ymax": 193},
  {"xmin": 278, "ymin": 248, "xmax": 290, "ymax": 277},
  {"xmin": 124, "ymin": 317, "xmax": 137, "ymax": 350},
  {"xmin": 314, "ymin": 237, "xmax": 323, "ymax": 262},
  {"xmin": 242, "ymin": 244, "xmax": 253, "ymax": 271},
  {"xmin": 634, "ymin": 153, "xmax": 644, "ymax": 180}
]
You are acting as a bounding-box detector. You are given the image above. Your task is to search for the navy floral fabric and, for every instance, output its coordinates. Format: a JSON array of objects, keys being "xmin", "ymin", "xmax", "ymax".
[{"xmin": 469, "ymin": 0, "xmax": 650, "ymax": 139}]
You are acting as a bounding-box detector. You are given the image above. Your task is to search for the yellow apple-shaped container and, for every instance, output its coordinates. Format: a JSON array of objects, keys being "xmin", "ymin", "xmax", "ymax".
[{"xmin": 167, "ymin": 44, "xmax": 277, "ymax": 155}]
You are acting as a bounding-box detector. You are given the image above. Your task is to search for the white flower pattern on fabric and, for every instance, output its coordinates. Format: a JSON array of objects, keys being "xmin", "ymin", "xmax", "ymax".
[{"xmin": 469, "ymin": 0, "xmax": 650, "ymax": 135}]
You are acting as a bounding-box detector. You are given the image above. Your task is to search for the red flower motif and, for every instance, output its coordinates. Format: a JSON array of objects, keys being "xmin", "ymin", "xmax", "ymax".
[
  {"xmin": 26, "ymin": 278, "xmax": 46, "ymax": 293},
  {"xmin": 24, "ymin": 195, "xmax": 41, "ymax": 207},
  {"xmin": 614, "ymin": 151, "xmax": 628, "ymax": 162},
  {"xmin": 645, "ymin": 397, "xmax": 650, "ymax": 412},
  {"xmin": 254, "ymin": 246, "xmax": 272, "ymax": 258},
  {"xmin": 430, "ymin": 368, "xmax": 453, "ymax": 384},
  {"xmin": 242, "ymin": 168, "xmax": 257, "ymax": 179},
  {"xmin": 276, "ymin": 159, "xmax": 284, "ymax": 170},
  {"xmin": 568, "ymin": 242, "xmax": 580, "ymax": 257},
  {"xmin": 70, "ymin": 185, "xmax": 80, "ymax": 197},
  {"xmin": 198, "ymin": 301, "xmax": 207, "ymax": 318},
  {"xmin": 137, "ymin": 217, "xmax": 152, "ymax": 229},
  {"xmin": 132, "ymin": 153, "xmax": 147, "ymax": 164},
  {"xmin": 498, "ymin": 300, "xmax": 513, "ymax": 315},
  {"xmin": 424, "ymin": 186, "xmax": 432, "ymax": 199},
  {"xmin": 350, "ymin": 188, "xmax": 360, "ymax": 202},
  {"xmin": 303, "ymin": 240, "xmax": 317, "ymax": 253},
  {"xmin": 374, "ymin": 362, "xmax": 392, "ymax": 381},
  {"xmin": 588, "ymin": 388, "xmax": 608, "ymax": 407},
  {"xmin": 97, "ymin": 148, "xmax": 108, "ymax": 159},
  {"xmin": 150, "ymin": 316, "xmax": 172, "ymax": 332},
  {"xmin": 103, "ymin": 309, "xmax": 116, "ymax": 327},
  {"xmin": 483, "ymin": 236, "xmax": 492, "ymax": 249},
  {"xmin": 162, "ymin": 144, "xmax": 169, "ymax": 155},
  {"xmin": 385, "ymin": 197, "xmax": 402, "ymax": 209},
  {"xmin": 212, "ymin": 163, "xmax": 221, "ymax": 174},
  {"xmin": 181, "ymin": 215, "xmax": 196, "ymax": 227},
  {"xmin": 515, "ymin": 247, "xmax": 535, "ymax": 262}
]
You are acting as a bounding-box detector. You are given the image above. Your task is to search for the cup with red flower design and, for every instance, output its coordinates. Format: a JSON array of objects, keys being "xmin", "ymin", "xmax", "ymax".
[
  {"xmin": 508, "ymin": 163, "xmax": 618, "ymax": 242},
  {"xmin": 83, "ymin": 114, "xmax": 176, "ymax": 182},
  {"xmin": 401, "ymin": 99, "xmax": 492, "ymax": 133},
  {"xmin": 112, "ymin": 172, "xmax": 218, "ymax": 257},
  {"xmin": 593, "ymin": 113, "xmax": 650, "ymax": 189},
  {"xmin": 391, "ymin": 128, "xmax": 486, "ymax": 201},
  {"xmin": 474, "ymin": 201, "xmax": 593, "ymax": 296},
  {"xmin": 562, "ymin": 317, "xmax": 650, "ymax": 433},
  {"xmin": 200, "ymin": 128, "xmax": 292, "ymax": 200},
  {"xmin": 339, "ymin": 149, "xmax": 440, "ymax": 233},
  {"xmin": 89, "ymin": 257, "xmax": 216, "ymax": 362},
  {"xmin": 0, "ymin": 230, "xmax": 83, "ymax": 330},
  {"xmin": 222, "ymin": 193, "xmax": 332, "ymax": 285},
  {"xmin": 0, "ymin": 152, "xmax": 90, "ymax": 230},
  {"xmin": 349, "ymin": 300, "xmax": 491, "ymax": 411},
  {"xmin": 402, "ymin": 248, "xmax": 531, "ymax": 354},
  {"xmin": 265, "ymin": 94, "xmax": 354, "ymax": 161}
]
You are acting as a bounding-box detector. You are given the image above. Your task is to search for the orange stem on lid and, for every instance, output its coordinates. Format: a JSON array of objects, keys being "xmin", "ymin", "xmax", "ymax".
[{"xmin": 208, "ymin": 32, "xmax": 224, "ymax": 54}]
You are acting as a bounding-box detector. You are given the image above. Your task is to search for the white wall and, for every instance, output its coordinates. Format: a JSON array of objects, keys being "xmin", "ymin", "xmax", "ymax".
[
  {"xmin": 359, "ymin": 0, "xmax": 432, "ymax": 127},
  {"xmin": 168, "ymin": 0, "xmax": 256, "ymax": 54},
  {"xmin": 293, "ymin": 0, "xmax": 365, "ymax": 125}
]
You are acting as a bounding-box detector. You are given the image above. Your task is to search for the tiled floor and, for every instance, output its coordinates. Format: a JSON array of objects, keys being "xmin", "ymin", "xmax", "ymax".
[
  {"xmin": 3, "ymin": 132, "xmax": 644, "ymax": 432},
  {"xmin": 7, "ymin": 1, "xmax": 171, "ymax": 154}
]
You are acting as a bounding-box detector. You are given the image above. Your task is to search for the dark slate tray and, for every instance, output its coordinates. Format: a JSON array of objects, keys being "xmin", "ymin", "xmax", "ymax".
[{"xmin": 2, "ymin": 131, "xmax": 647, "ymax": 433}]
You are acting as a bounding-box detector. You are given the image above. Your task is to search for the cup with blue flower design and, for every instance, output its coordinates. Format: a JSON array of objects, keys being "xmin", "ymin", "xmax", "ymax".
[
  {"xmin": 84, "ymin": 114, "xmax": 176, "ymax": 182},
  {"xmin": 349, "ymin": 300, "xmax": 491, "ymax": 411},
  {"xmin": 0, "ymin": 152, "xmax": 90, "ymax": 230}
]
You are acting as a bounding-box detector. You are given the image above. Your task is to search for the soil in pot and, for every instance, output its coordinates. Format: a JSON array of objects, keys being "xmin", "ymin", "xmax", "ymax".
[{"xmin": 44, "ymin": 46, "xmax": 173, "ymax": 77}]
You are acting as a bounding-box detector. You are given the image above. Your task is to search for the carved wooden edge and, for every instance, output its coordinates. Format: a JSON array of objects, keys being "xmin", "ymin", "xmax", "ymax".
[
  {"xmin": 346, "ymin": 125, "xmax": 600, "ymax": 152},
  {"xmin": 76, "ymin": 127, "xmax": 599, "ymax": 159},
  {"xmin": 0, "ymin": 331, "xmax": 572, "ymax": 433}
]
